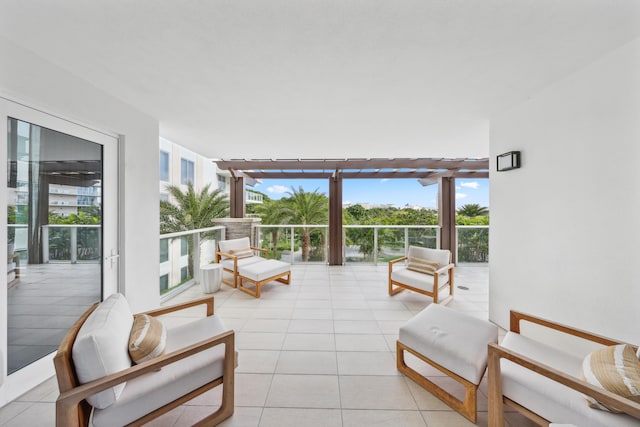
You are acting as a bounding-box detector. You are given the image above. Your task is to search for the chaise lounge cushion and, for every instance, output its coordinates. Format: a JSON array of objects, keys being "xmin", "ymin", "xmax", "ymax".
[
  {"xmin": 500, "ymin": 332, "xmax": 640, "ymax": 427},
  {"xmin": 92, "ymin": 315, "xmax": 231, "ymax": 427},
  {"xmin": 72, "ymin": 293, "xmax": 134, "ymax": 409}
]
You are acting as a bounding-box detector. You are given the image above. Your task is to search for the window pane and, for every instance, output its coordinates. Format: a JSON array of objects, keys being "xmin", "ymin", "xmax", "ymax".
[
  {"xmin": 160, "ymin": 239, "xmax": 169, "ymax": 263},
  {"xmin": 159, "ymin": 151, "xmax": 169, "ymax": 182},
  {"xmin": 180, "ymin": 158, "xmax": 194, "ymax": 185}
]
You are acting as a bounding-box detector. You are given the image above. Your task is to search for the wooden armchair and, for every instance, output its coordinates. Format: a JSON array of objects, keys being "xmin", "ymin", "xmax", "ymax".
[
  {"xmin": 216, "ymin": 237, "xmax": 269, "ymax": 287},
  {"xmin": 54, "ymin": 295, "xmax": 236, "ymax": 427},
  {"xmin": 488, "ymin": 310, "xmax": 640, "ymax": 427},
  {"xmin": 388, "ymin": 246, "xmax": 454, "ymax": 304}
]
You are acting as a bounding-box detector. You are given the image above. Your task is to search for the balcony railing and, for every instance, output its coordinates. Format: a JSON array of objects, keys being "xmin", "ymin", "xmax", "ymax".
[
  {"xmin": 8, "ymin": 223, "xmax": 103, "ymax": 265},
  {"xmin": 456, "ymin": 225, "xmax": 489, "ymax": 263},
  {"xmin": 159, "ymin": 226, "xmax": 225, "ymax": 300},
  {"xmin": 256, "ymin": 224, "xmax": 488, "ymax": 265}
]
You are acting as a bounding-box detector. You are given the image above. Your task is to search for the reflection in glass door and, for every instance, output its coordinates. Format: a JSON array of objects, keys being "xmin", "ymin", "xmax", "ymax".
[{"xmin": 6, "ymin": 118, "xmax": 104, "ymax": 374}]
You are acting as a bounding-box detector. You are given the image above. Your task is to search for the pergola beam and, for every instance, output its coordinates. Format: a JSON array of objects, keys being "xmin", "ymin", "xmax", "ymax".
[{"xmin": 217, "ymin": 158, "xmax": 489, "ymax": 172}]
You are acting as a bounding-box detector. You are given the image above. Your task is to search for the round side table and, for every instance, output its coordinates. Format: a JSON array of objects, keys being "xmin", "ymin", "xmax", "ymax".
[{"xmin": 201, "ymin": 264, "xmax": 223, "ymax": 293}]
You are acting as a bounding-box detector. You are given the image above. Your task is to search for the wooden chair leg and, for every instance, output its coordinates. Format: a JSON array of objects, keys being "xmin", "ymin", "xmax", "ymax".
[
  {"xmin": 397, "ymin": 341, "xmax": 479, "ymax": 423},
  {"xmin": 488, "ymin": 344, "xmax": 505, "ymax": 427}
]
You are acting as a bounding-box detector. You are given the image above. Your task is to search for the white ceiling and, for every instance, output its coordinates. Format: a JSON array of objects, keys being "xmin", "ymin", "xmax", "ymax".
[{"xmin": 1, "ymin": 1, "xmax": 639, "ymax": 159}]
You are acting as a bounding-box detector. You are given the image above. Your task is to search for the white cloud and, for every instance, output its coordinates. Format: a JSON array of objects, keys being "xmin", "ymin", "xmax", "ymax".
[
  {"xmin": 460, "ymin": 181, "xmax": 480, "ymax": 190},
  {"xmin": 380, "ymin": 178, "xmax": 389, "ymax": 183},
  {"xmin": 455, "ymin": 186, "xmax": 462, "ymax": 190},
  {"xmin": 267, "ymin": 185, "xmax": 289, "ymax": 194},
  {"xmin": 456, "ymin": 193, "xmax": 468, "ymax": 199}
]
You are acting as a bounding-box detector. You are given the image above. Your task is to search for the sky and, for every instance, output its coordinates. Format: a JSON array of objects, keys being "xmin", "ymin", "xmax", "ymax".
[{"xmin": 252, "ymin": 178, "xmax": 489, "ymax": 209}]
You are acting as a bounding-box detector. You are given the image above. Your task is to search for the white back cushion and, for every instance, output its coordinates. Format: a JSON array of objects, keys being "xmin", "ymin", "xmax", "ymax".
[
  {"xmin": 72, "ymin": 293, "xmax": 134, "ymax": 409},
  {"xmin": 218, "ymin": 237, "xmax": 251, "ymax": 259},
  {"xmin": 407, "ymin": 246, "xmax": 451, "ymax": 267}
]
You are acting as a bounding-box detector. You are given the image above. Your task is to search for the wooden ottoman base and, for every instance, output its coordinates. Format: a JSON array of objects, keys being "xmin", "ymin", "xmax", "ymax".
[
  {"xmin": 237, "ymin": 260, "xmax": 291, "ymax": 298},
  {"xmin": 397, "ymin": 341, "xmax": 480, "ymax": 423}
]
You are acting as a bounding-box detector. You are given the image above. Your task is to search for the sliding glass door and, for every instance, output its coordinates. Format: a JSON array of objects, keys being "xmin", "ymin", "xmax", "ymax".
[{"xmin": 2, "ymin": 99, "xmax": 118, "ymax": 378}]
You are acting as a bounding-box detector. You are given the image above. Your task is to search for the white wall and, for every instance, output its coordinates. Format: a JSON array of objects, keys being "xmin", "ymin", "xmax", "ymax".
[
  {"xmin": 0, "ymin": 35, "xmax": 160, "ymax": 403},
  {"xmin": 489, "ymin": 38, "xmax": 640, "ymax": 344}
]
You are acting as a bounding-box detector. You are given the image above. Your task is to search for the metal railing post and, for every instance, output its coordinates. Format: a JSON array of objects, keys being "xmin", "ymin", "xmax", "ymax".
[
  {"xmin": 42, "ymin": 225, "xmax": 50, "ymax": 263},
  {"xmin": 373, "ymin": 227, "xmax": 378, "ymax": 265},
  {"xmin": 404, "ymin": 227, "xmax": 409, "ymax": 256},
  {"xmin": 193, "ymin": 233, "xmax": 201, "ymax": 284},
  {"xmin": 70, "ymin": 227, "xmax": 78, "ymax": 264}
]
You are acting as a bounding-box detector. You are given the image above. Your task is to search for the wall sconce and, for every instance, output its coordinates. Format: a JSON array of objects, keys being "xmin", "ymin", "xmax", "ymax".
[{"xmin": 496, "ymin": 151, "xmax": 521, "ymax": 172}]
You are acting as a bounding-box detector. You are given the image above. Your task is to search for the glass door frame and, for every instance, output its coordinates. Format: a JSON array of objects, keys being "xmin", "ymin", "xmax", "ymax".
[{"xmin": 0, "ymin": 97, "xmax": 119, "ymax": 403}]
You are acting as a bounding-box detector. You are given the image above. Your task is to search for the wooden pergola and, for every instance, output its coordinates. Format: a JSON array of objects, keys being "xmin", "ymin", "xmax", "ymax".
[{"xmin": 215, "ymin": 158, "xmax": 489, "ymax": 265}]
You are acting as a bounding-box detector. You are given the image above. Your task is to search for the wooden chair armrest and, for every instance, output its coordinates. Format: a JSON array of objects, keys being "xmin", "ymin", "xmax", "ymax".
[
  {"xmin": 435, "ymin": 263, "xmax": 455, "ymax": 275},
  {"xmin": 388, "ymin": 256, "xmax": 407, "ymax": 266},
  {"xmin": 488, "ymin": 342, "xmax": 640, "ymax": 419},
  {"xmin": 251, "ymin": 247, "xmax": 269, "ymax": 259},
  {"xmin": 216, "ymin": 251, "xmax": 237, "ymax": 261},
  {"xmin": 57, "ymin": 329, "xmax": 234, "ymax": 408},
  {"xmin": 509, "ymin": 310, "xmax": 632, "ymax": 348},
  {"xmin": 142, "ymin": 296, "xmax": 214, "ymax": 317}
]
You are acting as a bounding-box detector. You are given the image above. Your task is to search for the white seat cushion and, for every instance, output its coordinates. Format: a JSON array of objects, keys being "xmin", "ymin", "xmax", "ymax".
[
  {"xmin": 92, "ymin": 315, "xmax": 231, "ymax": 427},
  {"xmin": 399, "ymin": 304, "xmax": 498, "ymax": 384},
  {"xmin": 500, "ymin": 332, "xmax": 640, "ymax": 427},
  {"xmin": 391, "ymin": 267, "xmax": 450, "ymax": 292},
  {"xmin": 72, "ymin": 293, "xmax": 133, "ymax": 409},
  {"xmin": 218, "ymin": 237, "xmax": 251, "ymax": 259},
  {"xmin": 239, "ymin": 259, "xmax": 290, "ymax": 282}
]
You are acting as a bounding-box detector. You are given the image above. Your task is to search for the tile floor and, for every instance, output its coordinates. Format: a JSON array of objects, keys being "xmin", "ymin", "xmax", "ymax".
[{"xmin": 0, "ymin": 264, "xmax": 536, "ymax": 426}]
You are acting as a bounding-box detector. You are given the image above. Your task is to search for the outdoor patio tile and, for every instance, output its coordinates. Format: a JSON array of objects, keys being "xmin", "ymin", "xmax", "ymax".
[
  {"xmin": 1, "ymin": 402, "xmax": 54, "ymax": 427},
  {"xmin": 330, "ymin": 300, "xmax": 369, "ymax": 309},
  {"xmin": 0, "ymin": 402, "xmax": 31, "ymax": 425},
  {"xmin": 236, "ymin": 332, "xmax": 286, "ymax": 350},
  {"xmin": 288, "ymin": 319, "xmax": 334, "ymax": 334},
  {"xmin": 339, "ymin": 375, "xmax": 417, "ymax": 410},
  {"xmin": 405, "ymin": 378, "xmax": 451, "ymax": 410},
  {"xmin": 420, "ymin": 410, "xmax": 482, "ymax": 427},
  {"xmin": 236, "ymin": 350, "xmax": 280, "ymax": 374},
  {"xmin": 275, "ymin": 351, "xmax": 338, "ymax": 375},
  {"xmin": 265, "ymin": 374, "xmax": 341, "ymax": 408},
  {"xmin": 332, "ymin": 308, "xmax": 375, "ymax": 320},
  {"xmin": 377, "ymin": 320, "xmax": 407, "ymax": 334},
  {"xmin": 291, "ymin": 308, "xmax": 333, "ymax": 320},
  {"xmin": 282, "ymin": 333, "xmax": 336, "ymax": 351},
  {"xmin": 242, "ymin": 319, "xmax": 290, "ymax": 333},
  {"xmin": 294, "ymin": 299, "xmax": 332, "ymax": 309},
  {"xmin": 373, "ymin": 309, "xmax": 414, "ymax": 321},
  {"xmin": 259, "ymin": 408, "xmax": 342, "ymax": 427},
  {"xmin": 342, "ymin": 409, "xmax": 427, "ymax": 427},
  {"xmin": 334, "ymin": 320, "xmax": 381, "ymax": 334},
  {"xmin": 218, "ymin": 407, "xmax": 263, "ymax": 427},
  {"xmin": 334, "ymin": 334, "xmax": 389, "ymax": 352},
  {"xmin": 336, "ymin": 351, "xmax": 399, "ymax": 376},
  {"xmin": 235, "ymin": 374, "xmax": 274, "ymax": 407},
  {"xmin": 250, "ymin": 308, "xmax": 294, "ymax": 319}
]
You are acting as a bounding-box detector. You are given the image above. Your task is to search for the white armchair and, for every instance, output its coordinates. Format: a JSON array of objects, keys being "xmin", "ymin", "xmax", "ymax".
[
  {"xmin": 388, "ymin": 246, "xmax": 454, "ymax": 304},
  {"xmin": 216, "ymin": 237, "xmax": 268, "ymax": 287}
]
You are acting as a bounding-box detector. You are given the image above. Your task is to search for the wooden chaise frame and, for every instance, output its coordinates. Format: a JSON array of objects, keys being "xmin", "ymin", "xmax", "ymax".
[
  {"xmin": 388, "ymin": 254, "xmax": 455, "ymax": 305},
  {"xmin": 397, "ymin": 340, "xmax": 481, "ymax": 423},
  {"xmin": 54, "ymin": 296, "xmax": 235, "ymax": 427},
  {"xmin": 488, "ymin": 310, "xmax": 640, "ymax": 427},
  {"xmin": 216, "ymin": 246, "xmax": 269, "ymax": 288},
  {"xmin": 237, "ymin": 267, "xmax": 291, "ymax": 298}
]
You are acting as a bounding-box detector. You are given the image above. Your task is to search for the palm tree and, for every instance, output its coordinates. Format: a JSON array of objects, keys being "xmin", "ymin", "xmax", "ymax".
[
  {"xmin": 280, "ymin": 187, "xmax": 328, "ymax": 261},
  {"xmin": 160, "ymin": 183, "xmax": 229, "ymax": 277},
  {"xmin": 457, "ymin": 203, "xmax": 489, "ymax": 217},
  {"xmin": 254, "ymin": 197, "xmax": 292, "ymax": 258}
]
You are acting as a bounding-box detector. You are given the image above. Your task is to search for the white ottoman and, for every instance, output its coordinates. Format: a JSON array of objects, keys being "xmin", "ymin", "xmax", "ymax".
[
  {"xmin": 397, "ymin": 304, "xmax": 498, "ymax": 423},
  {"xmin": 237, "ymin": 259, "xmax": 291, "ymax": 298}
]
